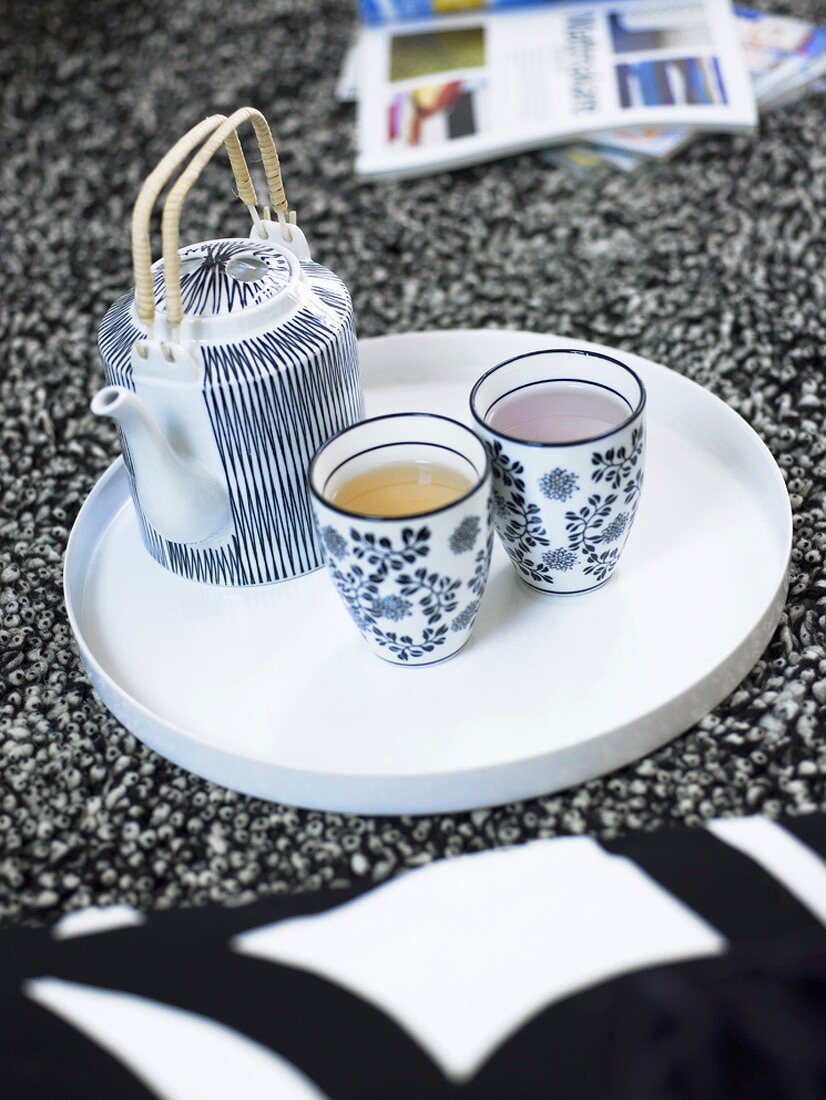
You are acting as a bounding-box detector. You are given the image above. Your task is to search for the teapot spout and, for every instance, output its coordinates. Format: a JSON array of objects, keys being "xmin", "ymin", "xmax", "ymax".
[{"xmin": 91, "ymin": 386, "xmax": 231, "ymax": 545}]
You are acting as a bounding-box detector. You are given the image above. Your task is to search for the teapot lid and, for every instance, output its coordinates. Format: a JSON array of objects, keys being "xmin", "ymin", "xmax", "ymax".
[{"xmin": 149, "ymin": 238, "xmax": 297, "ymax": 322}]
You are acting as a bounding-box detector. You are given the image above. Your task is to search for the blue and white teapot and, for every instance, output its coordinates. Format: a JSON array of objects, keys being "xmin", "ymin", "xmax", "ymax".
[{"xmin": 92, "ymin": 108, "xmax": 364, "ymax": 586}]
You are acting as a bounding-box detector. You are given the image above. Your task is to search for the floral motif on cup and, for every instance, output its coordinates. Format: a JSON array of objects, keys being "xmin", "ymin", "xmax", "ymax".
[
  {"xmin": 600, "ymin": 511, "xmax": 629, "ymax": 543},
  {"xmin": 538, "ymin": 467, "xmax": 579, "ymax": 502},
  {"xmin": 371, "ymin": 625, "xmax": 449, "ymax": 662},
  {"xmin": 491, "ymin": 489, "xmax": 508, "ymax": 519},
  {"xmin": 624, "ymin": 468, "xmax": 644, "ymax": 509},
  {"xmin": 449, "ymin": 516, "xmax": 481, "ymax": 554},
  {"xmin": 564, "ymin": 494, "xmax": 618, "ymax": 552},
  {"xmin": 487, "ymin": 440, "xmax": 526, "ymax": 492},
  {"xmin": 350, "ymin": 526, "xmax": 430, "ymax": 575},
  {"xmin": 564, "ymin": 493, "xmax": 627, "ymax": 581},
  {"xmin": 582, "ymin": 547, "xmax": 621, "ymax": 582},
  {"xmin": 321, "ymin": 525, "xmax": 348, "ymax": 561},
  {"xmin": 451, "ymin": 599, "xmax": 480, "ymax": 633},
  {"xmin": 327, "ymin": 562, "xmax": 381, "ymax": 630},
  {"xmin": 484, "ymin": 441, "xmax": 556, "ymax": 587},
  {"xmin": 591, "ymin": 426, "xmax": 644, "ymax": 489},
  {"xmin": 485, "ymin": 429, "xmax": 643, "ymax": 589},
  {"xmin": 397, "ymin": 568, "xmax": 462, "ymax": 625},
  {"xmin": 541, "ymin": 547, "xmax": 578, "ymax": 572},
  {"xmin": 324, "ymin": 522, "xmax": 489, "ymax": 662},
  {"xmin": 467, "ymin": 495, "xmax": 495, "ymax": 596},
  {"xmin": 373, "ymin": 595, "xmax": 413, "ymax": 622}
]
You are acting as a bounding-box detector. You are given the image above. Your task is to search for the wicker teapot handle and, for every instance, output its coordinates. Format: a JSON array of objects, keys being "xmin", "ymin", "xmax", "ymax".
[
  {"xmin": 132, "ymin": 113, "xmax": 264, "ymax": 330},
  {"xmin": 132, "ymin": 108, "xmax": 290, "ymax": 336},
  {"xmin": 156, "ymin": 107, "xmax": 290, "ymax": 338}
]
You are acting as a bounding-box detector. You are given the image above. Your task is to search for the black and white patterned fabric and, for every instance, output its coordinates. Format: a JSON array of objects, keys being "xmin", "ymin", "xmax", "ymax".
[
  {"xmin": 3, "ymin": 814, "xmax": 825, "ymax": 1098},
  {"xmin": 1, "ymin": 0, "xmax": 825, "ymax": 924}
]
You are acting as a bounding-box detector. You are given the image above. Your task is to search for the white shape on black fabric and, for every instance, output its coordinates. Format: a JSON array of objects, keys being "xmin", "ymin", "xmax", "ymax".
[
  {"xmin": 709, "ymin": 816, "xmax": 826, "ymax": 925},
  {"xmin": 233, "ymin": 837, "xmax": 725, "ymax": 1082},
  {"xmin": 26, "ymin": 978, "xmax": 330, "ymax": 1100},
  {"xmin": 52, "ymin": 905, "xmax": 146, "ymax": 940}
]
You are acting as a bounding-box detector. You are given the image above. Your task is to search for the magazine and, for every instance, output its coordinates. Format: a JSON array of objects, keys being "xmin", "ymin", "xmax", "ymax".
[
  {"xmin": 541, "ymin": 140, "xmax": 642, "ymax": 177},
  {"xmin": 593, "ymin": 7, "xmax": 826, "ymax": 162},
  {"xmin": 353, "ymin": 0, "xmax": 756, "ymax": 180},
  {"xmin": 740, "ymin": 6, "xmax": 826, "ymax": 104}
]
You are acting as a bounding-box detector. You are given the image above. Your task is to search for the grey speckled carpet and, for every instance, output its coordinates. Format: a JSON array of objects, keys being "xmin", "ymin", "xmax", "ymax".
[{"xmin": 1, "ymin": 0, "xmax": 825, "ymax": 926}]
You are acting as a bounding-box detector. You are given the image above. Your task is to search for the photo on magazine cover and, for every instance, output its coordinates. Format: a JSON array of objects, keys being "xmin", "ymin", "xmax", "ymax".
[
  {"xmin": 389, "ymin": 25, "xmax": 486, "ymax": 80},
  {"xmin": 608, "ymin": 3, "xmax": 711, "ymax": 53},
  {"xmin": 617, "ymin": 56, "xmax": 728, "ymax": 107},
  {"xmin": 388, "ymin": 77, "xmax": 486, "ymax": 145}
]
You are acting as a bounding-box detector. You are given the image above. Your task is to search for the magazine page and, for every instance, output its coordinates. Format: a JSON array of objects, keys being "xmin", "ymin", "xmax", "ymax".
[
  {"xmin": 541, "ymin": 141, "xmax": 642, "ymax": 176},
  {"xmin": 359, "ymin": 0, "xmax": 559, "ymax": 24},
  {"xmin": 582, "ymin": 124, "xmax": 690, "ymax": 159},
  {"xmin": 593, "ymin": 7, "xmax": 826, "ymax": 161},
  {"xmin": 741, "ymin": 8, "xmax": 826, "ymax": 106},
  {"xmin": 355, "ymin": 0, "xmax": 756, "ymax": 180},
  {"xmin": 337, "ymin": 41, "xmax": 360, "ymax": 102}
]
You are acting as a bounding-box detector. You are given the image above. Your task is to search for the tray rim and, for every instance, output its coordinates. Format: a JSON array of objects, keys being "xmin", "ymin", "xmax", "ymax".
[{"xmin": 64, "ymin": 329, "xmax": 792, "ymax": 813}]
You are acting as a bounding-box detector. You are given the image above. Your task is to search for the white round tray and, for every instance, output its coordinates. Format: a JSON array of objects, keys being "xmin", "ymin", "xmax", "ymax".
[{"xmin": 65, "ymin": 331, "xmax": 791, "ymax": 815}]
